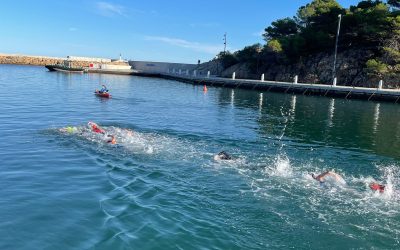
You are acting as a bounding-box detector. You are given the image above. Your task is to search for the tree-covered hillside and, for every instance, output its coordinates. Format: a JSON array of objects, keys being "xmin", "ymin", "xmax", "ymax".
[{"xmin": 215, "ymin": 0, "xmax": 400, "ymax": 86}]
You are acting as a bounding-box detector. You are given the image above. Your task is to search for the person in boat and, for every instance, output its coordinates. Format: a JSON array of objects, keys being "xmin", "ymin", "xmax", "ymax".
[
  {"xmin": 311, "ymin": 171, "xmax": 345, "ymax": 185},
  {"xmin": 106, "ymin": 134, "xmax": 117, "ymax": 144},
  {"xmin": 88, "ymin": 122, "xmax": 105, "ymax": 134},
  {"xmin": 369, "ymin": 182, "xmax": 385, "ymax": 193},
  {"xmin": 99, "ymin": 85, "xmax": 108, "ymax": 94},
  {"xmin": 214, "ymin": 151, "xmax": 232, "ymax": 161}
]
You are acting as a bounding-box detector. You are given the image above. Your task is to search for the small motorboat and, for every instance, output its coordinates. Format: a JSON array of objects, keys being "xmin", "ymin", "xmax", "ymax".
[
  {"xmin": 46, "ymin": 64, "xmax": 84, "ymax": 73},
  {"xmin": 94, "ymin": 90, "xmax": 111, "ymax": 98}
]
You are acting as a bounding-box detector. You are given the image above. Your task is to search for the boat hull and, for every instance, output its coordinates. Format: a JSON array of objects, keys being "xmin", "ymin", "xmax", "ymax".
[
  {"xmin": 94, "ymin": 91, "xmax": 111, "ymax": 98},
  {"xmin": 86, "ymin": 69, "xmax": 135, "ymax": 75},
  {"xmin": 45, "ymin": 65, "xmax": 84, "ymax": 73}
]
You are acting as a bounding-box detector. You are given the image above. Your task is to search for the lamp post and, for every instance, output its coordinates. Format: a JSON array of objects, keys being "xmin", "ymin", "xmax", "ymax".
[
  {"xmin": 256, "ymin": 45, "xmax": 262, "ymax": 74},
  {"xmin": 332, "ymin": 14, "xmax": 342, "ymax": 84}
]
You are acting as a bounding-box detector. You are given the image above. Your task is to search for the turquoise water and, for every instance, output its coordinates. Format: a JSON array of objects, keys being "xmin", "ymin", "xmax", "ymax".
[{"xmin": 1, "ymin": 64, "xmax": 400, "ymax": 249}]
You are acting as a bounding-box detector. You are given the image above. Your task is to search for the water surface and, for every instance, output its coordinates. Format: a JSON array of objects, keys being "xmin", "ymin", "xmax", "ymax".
[{"xmin": 1, "ymin": 65, "xmax": 399, "ymax": 249}]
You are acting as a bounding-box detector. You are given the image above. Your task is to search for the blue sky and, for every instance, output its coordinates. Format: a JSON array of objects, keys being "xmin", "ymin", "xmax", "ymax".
[{"xmin": 0, "ymin": 0, "xmax": 360, "ymax": 63}]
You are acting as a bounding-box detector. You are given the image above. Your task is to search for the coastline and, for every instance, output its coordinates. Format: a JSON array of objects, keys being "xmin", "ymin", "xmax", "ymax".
[{"xmin": 2, "ymin": 53, "xmax": 400, "ymax": 103}]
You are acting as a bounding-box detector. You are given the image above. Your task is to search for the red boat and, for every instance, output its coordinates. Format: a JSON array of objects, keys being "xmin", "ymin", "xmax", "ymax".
[{"xmin": 94, "ymin": 90, "xmax": 111, "ymax": 98}]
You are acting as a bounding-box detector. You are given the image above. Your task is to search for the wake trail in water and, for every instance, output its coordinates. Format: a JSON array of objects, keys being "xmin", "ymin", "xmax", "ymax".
[
  {"xmin": 50, "ymin": 122, "xmax": 400, "ymax": 233},
  {"xmin": 50, "ymin": 123, "xmax": 216, "ymax": 164}
]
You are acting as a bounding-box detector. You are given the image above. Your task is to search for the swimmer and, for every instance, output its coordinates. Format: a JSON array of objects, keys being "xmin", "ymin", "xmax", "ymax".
[
  {"xmin": 370, "ymin": 182, "xmax": 385, "ymax": 193},
  {"xmin": 124, "ymin": 128, "xmax": 134, "ymax": 136},
  {"xmin": 311, "ymin": 171, "xmax": 345, "ymax": 185},
  {"xmin": 88, "ymin": 122, "xmax": 105, "ymax": 134},
  {"xmin": 106, "ymin": 135, "xmax": 117, "ymax": 145},
  {"xmin": 59, "ymin": 126, "xmax": 77, "ymax": 134},
  {"xmin": 214, "ymin": 151, "xmax": 232, "ymax": 161}
]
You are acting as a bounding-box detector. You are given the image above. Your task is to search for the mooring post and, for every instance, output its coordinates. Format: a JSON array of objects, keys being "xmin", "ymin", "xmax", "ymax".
[
  {"xmin": 333, "ymin": 77, "xmax": 337, "ymax": 86},
  {"xmin": 378, "ymin": 79, "xmax": 383, "ymax": 90},
  {"xmin": 294, "ymin": 75, "xmax": 298, "ymax": 84},
  {"xmin": 207, "ymin": 71, "xmax": 210, "ymax": 78},
  {"xmin": 261, "ymin": 74, "xmax": 265, "ymax": 82},
  {"xmin": 232, "ymin": 72, "xmax": 236, "ymax": 80}
]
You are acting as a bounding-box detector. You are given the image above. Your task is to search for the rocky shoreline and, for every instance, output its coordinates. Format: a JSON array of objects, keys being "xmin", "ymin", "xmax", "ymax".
[{"xmin": 197, "ymin": 49, "xmax": 400, "ymax": 89}]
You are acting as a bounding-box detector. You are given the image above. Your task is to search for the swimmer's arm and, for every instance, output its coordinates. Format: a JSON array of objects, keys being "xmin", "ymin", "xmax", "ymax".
[
  {"xmin": 327, "ymin": 172, "xmax": 342, "ymax": 180},
  {"xmin": 315, "ymin": 171, "xmax": 330, "ymax": 181}
]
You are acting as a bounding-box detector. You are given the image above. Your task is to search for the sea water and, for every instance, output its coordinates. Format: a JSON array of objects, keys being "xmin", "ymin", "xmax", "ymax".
[{"xmin": 1, "ymin": 64, "xmax": 400, "ymax": 249}]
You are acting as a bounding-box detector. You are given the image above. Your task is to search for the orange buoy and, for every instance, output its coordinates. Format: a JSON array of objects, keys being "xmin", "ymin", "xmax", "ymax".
[{"xmin": 203, "ymin": 85, "xmax": 208, "ymax": 92}]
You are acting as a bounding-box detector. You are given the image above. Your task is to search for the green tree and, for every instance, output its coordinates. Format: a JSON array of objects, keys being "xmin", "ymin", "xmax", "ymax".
[
  {"xmin": 263, "ymin": 18, "xmax": 298, "ymax": 40},
  {"xmin": 343, "ymin": 2, "xmax": 391, "ymax": 48},
  {"xmin": 296, "ymin": 0, "xmax": 345, "ymax": 53},
  {"xmin": 297, "ymin": 0, "xmax": 344, "ymax": 28},
  {"xmin": 380, "ymin": 15, "xmax": 400, "ymax": 73},
  {"xmin": 217, "ymin": 51, "xmax": 238, "ymax": 69},
  {"xmin": 266, "ymin": 39, "xmax": 283, "ymax": 53},
  {"xmin": 366, "ymin": 59, "xmax": 389, "ymax": 77},
  {"xmin": 235, "ymin": 44, "xmax": 262, "ymax": 62}
]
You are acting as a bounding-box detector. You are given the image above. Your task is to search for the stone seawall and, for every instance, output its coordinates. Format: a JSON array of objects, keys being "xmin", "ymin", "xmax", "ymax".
[
  {"xmin": 0, "ymin": 54, "xmax": 64, "ymax": 66},
  {"xmin": 0, "ymin": 54, "xmax": 102, "ymax": 68}
]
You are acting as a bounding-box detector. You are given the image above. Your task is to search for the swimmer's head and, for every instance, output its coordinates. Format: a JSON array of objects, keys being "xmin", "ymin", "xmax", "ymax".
[
  {"xmin": 88, "ymin": 121, "xmax": 98, "ymax": 129},
  {"xmin": 311, "ymin": 173, "xmax": 316, "ymax": 179},
  {"xmin": 214, "ymin": 151, "xmax": 232, "ymax": 161}
]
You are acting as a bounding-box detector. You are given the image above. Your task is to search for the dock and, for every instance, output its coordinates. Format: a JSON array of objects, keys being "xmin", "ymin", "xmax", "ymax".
[{"xmin": 134, "ymin": 72, "xmax": 400, "ymax": 103}]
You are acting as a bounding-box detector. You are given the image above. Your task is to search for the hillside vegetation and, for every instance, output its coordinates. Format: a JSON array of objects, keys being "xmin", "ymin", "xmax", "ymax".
[{"xmin": 210, "ymin": 0, "xmax": 400, "ymax": 87}]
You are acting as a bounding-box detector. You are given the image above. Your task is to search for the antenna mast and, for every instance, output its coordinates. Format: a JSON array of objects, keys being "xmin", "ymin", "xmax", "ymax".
[{"xmin": 223, "ymin": 33, "xmax": 227, "ymax": 54}]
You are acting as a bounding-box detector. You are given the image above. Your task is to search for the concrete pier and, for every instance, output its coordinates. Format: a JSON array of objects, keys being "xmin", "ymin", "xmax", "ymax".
[{"xmin": 154, "ymin": 73, "xmax": 400, "ymax": 103}]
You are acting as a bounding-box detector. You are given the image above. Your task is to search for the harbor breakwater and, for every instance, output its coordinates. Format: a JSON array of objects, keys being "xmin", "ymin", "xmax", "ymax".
[
  {"xmin": 0, "ymin": 54, "xmax": 104, "ymax": 68},
  {"xmin": 0, "ymin": 54, "xmax": 64, "ymax": 66}
]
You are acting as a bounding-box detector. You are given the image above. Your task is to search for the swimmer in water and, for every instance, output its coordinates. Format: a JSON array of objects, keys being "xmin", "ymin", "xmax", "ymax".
[
  {"xmin": 125, "ymin": 129, "xmax": 134, "ymax": 136},
  {"xmin": 214, "ymin": 151, "xmax": 232, "ymax": 161},
  {"xmin": 88, "ymin": 122, "xmax": 105, "ymax": 134},
  {"xmin": 106, "ymin": 135, "xmax": 117, "ymax": 144},
  {"xmin": 311, "ymin": 171, "xmax": 345, "ymax": 185},
  {"xmin": 59, "ymin": 126, "xmax": 77, "ymax": 134},
  {"xmin": 370, "ymin": 182, "xmax": 385, "ymax": 193}
]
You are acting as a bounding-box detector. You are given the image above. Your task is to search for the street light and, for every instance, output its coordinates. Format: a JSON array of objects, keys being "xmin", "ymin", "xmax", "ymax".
[
  {"xmin": 256, "ymin": 45, "xmax": 262, "ymax": 74},
  {"xmin": 332, "ymin": 14, "xmax": 342, "ymax": 85}
]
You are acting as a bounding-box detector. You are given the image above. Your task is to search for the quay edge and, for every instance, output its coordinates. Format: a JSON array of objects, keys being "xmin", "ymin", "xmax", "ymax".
[{"xmin": 135, "ymin": 73, "xmax": 400, "ymax": 103}]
